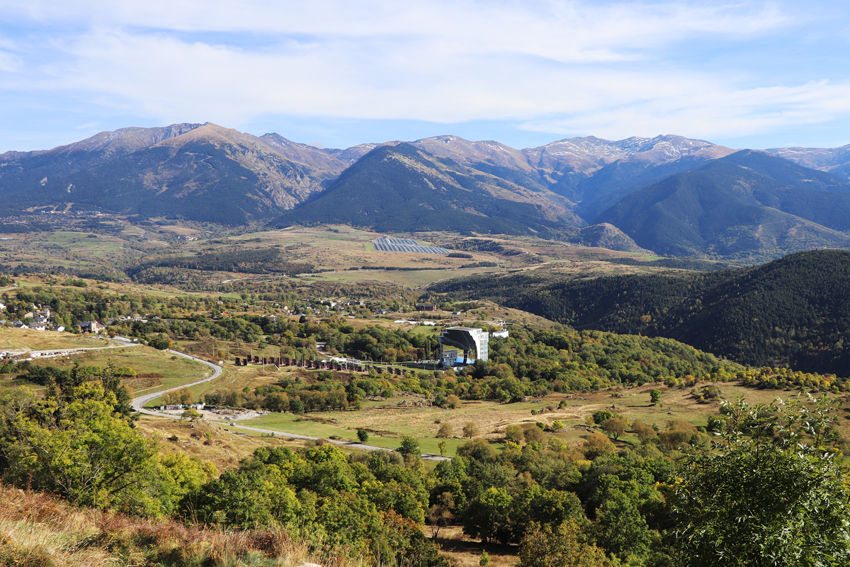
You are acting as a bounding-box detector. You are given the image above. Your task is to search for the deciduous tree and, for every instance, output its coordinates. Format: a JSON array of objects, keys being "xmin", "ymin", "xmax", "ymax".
[
  {"xmin": 518, "ymin": 520, "xmax": 612, "ymax": 567},
  {"xmin": 0, "ymin": 383, "xmax": 159, "ymax": 514},
  {"xmin": 437, "ymin": 423, "xmax": 453, "ymax": 438},
  {"xmin": 672, "ymin": 395, "xmax": 850, "ymax": 566},
  {"xmin": 600, "ymin": 418, "xmax": 627, "ymax": 440}
]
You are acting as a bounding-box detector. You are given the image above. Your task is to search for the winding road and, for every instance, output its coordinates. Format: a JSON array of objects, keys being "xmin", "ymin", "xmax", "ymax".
[
  {"xmin": 129, "ymin": 350, "xmax": 450, "ymax": 461},
  {"xmin": 130, "ymin": 349, "xmax": 223, "ymax": 416}
]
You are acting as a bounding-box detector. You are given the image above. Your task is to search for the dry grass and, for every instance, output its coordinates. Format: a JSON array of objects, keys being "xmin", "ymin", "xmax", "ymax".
[
  {"xmin": 432, "ymin": 526, "xmax": 518, "ymax": 567},
  {"xmin": 136, "ymin": 416, "xmax": 306, "ymax": 472},
  {"xmin": 0, "ymin": 483, "xmax": 362, "ymax": 567},
  {"xmin": 0, "ymin": 327, "xmax": 115, "ymax": 351},
  {"xmin": 4, "ymin": 224, "xmax": 683, "ymax": 300},
  {"xmin": 242, "ymin": 380, "xmax": 849, "ymax": 459}
]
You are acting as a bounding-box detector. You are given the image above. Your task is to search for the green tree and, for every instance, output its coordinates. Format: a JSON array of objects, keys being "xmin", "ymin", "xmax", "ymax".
[
  {"xmin": 181, "ymin": 408, "xmax": 201, "ymax": 420},
  {"xmin": 263, "ymin": 392, "xmax": 290, "ymax": 412},
  {"xmin": 0, "ymin": 383, "xmax": 159, "ymax": 514},
  {"xmin": 631, "ymin": 420, "xmax": 657, "ymax": 442},
  {"xmin": 600, "ymin": 418, "xmax": 627, "ymax": 440},
  {"xmin": 594, "ymin": 488, "xmax": 653, "ymax": 561},
  {"xmin": 523, "ymin": 424, "xmax": 546, "ymax": 444},
  {"xmin": 156, "ymin": 452, "xmax": 217, "ymax": 515},
  {"xmin": 672, "ymin": 395, "xmax": 850, "ymax": 566},
  {"xmin": 149, "ymin": 333, "xmax": 172, "ymax": 350},
  {"xmin": 518, "ymin": 520, "xmax": 612, "ymax": 567},
  {"xmin": 650, "ymin": 389, "xmax": 662, "ymax": 404},
  {"xmin": 505, "ymin": 424, "xmax": 523, "ymax": 443},
  {"xmin": 463, "ymin": 422, "xmax": 479, "ymax": 439},
  {"xmin": 289, "ymin": 398, "xmax": 305, "ymax": 414},
  {"xmin": 357, "ymin": 428, "xmax": 370, "ymax": 443},
  {"xmin": 463, "ymin": 486, "xmax": 513, "ymax": 544},
  {"xmin": 398, "ymin": 436, "xmax": 421, "ymax": 458},
  {"xmin": 582, "ymin": 432, "xmax": 616, "ymax": 460},
  {"xmin": 191, "ymin": 461, "xmax": 301, "ymax": 529},
  {"xmin": 592, "ymin": 409, "xmax": 613, "ymax": 424},
  {"xmin": 98, "ymin": 361, "xmax": 134, "ymax": 419},
  {"xmin": 428, "ymin": 491, "xmax": 455, "ymax": 540}
]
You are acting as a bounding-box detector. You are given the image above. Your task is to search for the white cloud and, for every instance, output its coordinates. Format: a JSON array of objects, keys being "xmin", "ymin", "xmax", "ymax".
[
  {"xmin": 3, "ymin": 1, "xmax": 791, "ymax": 62},
  {"xmin": 1, "ymin": 0, "xmax": 848, "ymax": 147},
  {"xmin": 521, "ymin": 80, "xmax": 850, "ymax": 141}
]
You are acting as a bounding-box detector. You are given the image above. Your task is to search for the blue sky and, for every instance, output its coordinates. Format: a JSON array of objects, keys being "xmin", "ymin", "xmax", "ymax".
[{"xmin": 1, "ymin": 1, "xmax": 850, "ymax": 152}]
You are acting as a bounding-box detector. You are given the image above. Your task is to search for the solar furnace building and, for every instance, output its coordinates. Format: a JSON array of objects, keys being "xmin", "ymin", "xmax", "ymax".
[{"xmin": 439, "ymin": 327, "xmax": 489, "ymax": 366}]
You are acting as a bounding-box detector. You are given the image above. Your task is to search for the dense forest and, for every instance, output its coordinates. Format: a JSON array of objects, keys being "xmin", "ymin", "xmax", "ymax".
[{"xmin": 429, "ymin": 250, "xmax": 850, "ymax": 376}]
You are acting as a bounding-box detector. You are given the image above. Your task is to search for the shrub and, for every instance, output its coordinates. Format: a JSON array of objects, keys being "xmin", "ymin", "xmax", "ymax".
[
  {"xmin": 631, "ymin": 420, "xmax": 657, "ymax": 442},
  {"xmin": 437, "ymin": 423, "xmax": 454, "ymax": 438},
  {"xmin": 504, "ymin": 424, "xmax": 522, "ymax": 443}
]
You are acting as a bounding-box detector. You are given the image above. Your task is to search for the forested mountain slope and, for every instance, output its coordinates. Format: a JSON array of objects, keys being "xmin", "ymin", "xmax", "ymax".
[
  {"xmin": 595, "ymin": 153, "xmax": 850, "ymax": 260},
  {"xmin": 429, "ymin": 250, "xmax": 850, "ymax": 375}
]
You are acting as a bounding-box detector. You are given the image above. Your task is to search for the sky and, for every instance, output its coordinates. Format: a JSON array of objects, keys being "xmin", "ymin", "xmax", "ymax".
[{"xmin": 1, "ymin": 1, "xmax": 850, "ymax": 152}]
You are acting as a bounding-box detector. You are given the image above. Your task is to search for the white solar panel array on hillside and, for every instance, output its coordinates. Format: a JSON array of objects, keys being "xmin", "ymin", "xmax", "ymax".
[{"xmin": 373, "ymin": 237, "xmax": 449, "ymax": 254}]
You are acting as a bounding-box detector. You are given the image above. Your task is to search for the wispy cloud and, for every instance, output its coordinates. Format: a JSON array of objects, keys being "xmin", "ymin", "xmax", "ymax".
[
  {"xmin": 4, "ymin": 1, "xmax": 791, "ymax": 62},
  {"xmin": 0, "ymin": 0, "xmax": 848, "ymax": 149}
]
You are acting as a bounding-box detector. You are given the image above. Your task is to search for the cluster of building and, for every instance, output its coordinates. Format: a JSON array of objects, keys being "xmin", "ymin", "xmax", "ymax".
[
  {"xmin": 0, "ymin": 301, "xmax": 142, "ymax": 334},
  {"xmin": 159, "ymin": 402, "xmax": 205, "ymax": 411},
  {"xmin": 103, "ymin": 315, "xmax": 148, "ymax": 325},
  {"xmin": 0, "ymin": 305, "xmax": 65, "ymax": 332}
]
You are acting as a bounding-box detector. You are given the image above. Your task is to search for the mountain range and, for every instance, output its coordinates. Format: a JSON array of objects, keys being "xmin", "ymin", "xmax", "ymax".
[
  {"xmin": 596, "ymin": 150, "xmax": 850, "ymax": 260},
  {"xmin": 2, "ymin": 123, "xmax": 850, "ymax": 260}
]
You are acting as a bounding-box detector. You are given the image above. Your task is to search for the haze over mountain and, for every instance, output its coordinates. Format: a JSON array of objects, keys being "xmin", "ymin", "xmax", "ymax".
[
  {"xmin": 0, "ymin": 124, "xmax": 737, "ymax": 229},
  {"xmin": 767, "ymin": 144, "xmax": 850, "ymax": 182},
  {"xmin": 334, "ymin": 134, "xmax": 737, "ymax": 223},
  {"xmin": 0, "ymin": 123, "xmax": 204, "ymax": 192}
]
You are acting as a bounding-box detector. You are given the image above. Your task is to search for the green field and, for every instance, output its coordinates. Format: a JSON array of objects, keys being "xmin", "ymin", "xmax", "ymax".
[
  {"xmin": 235, "ymin": 380, "xmax": 829, "ymax": 460},
  {"xmin": 34, "ymin": 346, "xmax": 212, "ymax": 397}
]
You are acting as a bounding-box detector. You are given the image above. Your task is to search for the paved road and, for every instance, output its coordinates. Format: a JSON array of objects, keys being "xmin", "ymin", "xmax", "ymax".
[
  {"xmin": 130, "ymin": 351, "xmax": 450, "ymax": 461},
  {"xmin": 130, "ymin": 349, "xmax": 222, "ymax": 416}
]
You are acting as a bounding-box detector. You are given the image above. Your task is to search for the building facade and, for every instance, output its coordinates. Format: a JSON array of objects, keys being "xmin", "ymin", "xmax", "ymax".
[{"xmin": 438, "ymin": 326, "xmax": 489, "ymax": 365}]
